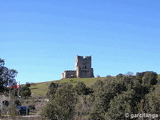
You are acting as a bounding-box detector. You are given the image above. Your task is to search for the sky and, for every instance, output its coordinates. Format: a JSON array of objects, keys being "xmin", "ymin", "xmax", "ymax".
[{"xmin": 0, "ymin": 0, "xmax": 160, "ymax": 84}]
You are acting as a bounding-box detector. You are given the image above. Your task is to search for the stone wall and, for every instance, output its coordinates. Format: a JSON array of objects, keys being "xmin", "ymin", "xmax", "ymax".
[
  {"xmin": 62, "ymin": 70, "xmax": 76, "ymax": 79},
  {"xmin": 62, "ymin": 56, "xmax": 94, "ymax": 79}
]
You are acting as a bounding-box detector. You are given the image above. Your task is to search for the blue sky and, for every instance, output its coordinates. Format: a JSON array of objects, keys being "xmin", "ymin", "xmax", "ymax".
[{"xmin": 0, "ymin": 0, "xmax": 160, "ymax": 84}]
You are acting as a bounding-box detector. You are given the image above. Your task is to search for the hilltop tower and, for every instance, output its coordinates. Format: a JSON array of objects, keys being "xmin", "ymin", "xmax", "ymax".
[
  {"xmin": 62, "ymin": 56, "xmax": 94, "ymax": 79},
  {"xmin": 75, "ymin": 56, "xmax": 94, "ymax": 78}
]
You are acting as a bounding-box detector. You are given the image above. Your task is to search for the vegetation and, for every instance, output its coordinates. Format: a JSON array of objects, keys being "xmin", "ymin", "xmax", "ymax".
[
  {"xmin": 19, "ymin": 86, "xmax": 31, "ymax": 98},
  {"xmin": 0, "ymin": 58, "xmax": 18, "ymax": 94},
  {"xmin": 1, "ymin": 58, "xmax": 160, "ymax": 119},
  {"xmin": 41, "ymin": 83, "xmax": 77, "ymax": 120},
  {"xmin": 41, "ymin": 71, "xmax": 160, "ymax": 120},
  {"xmin": 30, "ymin": 77, "xmax": 105, "ymax": 96}
]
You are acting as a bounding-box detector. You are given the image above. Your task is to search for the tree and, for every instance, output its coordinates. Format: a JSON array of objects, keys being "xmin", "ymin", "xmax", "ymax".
[
  {"xmin": 0, "ymin": 59, "xmax": 5, "ymax": 93},
  {"xmin": 0, "ymin": 58, "xmax": 18, "ymax": 94},
  {"xmin": 89, "ymin": 78, "xmax": 128, "ymax": 120},
  {"xmin": 126, "ymin": 71, "xmax": 134, "ymax": 76},
  {"xmin": 74, "ymin": 82, "xmax": 87, "ymax": 95},
  {"xmin": 116, "ymin": 73, "xmax": 124, "ymax": 79},
  {"xmin": 25, "ymin": 82, "xmax": 31, "ymax": 87},
  {"xmin": 142, "ymin": 71, "xmax": 158, "ymax": 86},
  {"xmin": 41, "ymin": 83, "xmax": 77, "ymax": 120},
  {"xmin": 20, "ymin": 86, "xmax": 31, "ymax": 98},
  {"xmin": 46, "ymin": 82, "xmax": 58, "ymax": 98},
  {"xmin": 105, "ymin": 90, "xmax": 137, "ymax": 120},
  {"xmin": 144, "ymin": 85, "xmax": 160, "ymax": 115}
]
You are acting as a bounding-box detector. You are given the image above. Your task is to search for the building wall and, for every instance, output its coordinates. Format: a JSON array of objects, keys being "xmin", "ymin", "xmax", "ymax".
[
  {"xmin": 76, "ymin": 56, "xmax": 94, "ymax": 78},
  {"xmin": 62, "ymin": 56, "xmax": 94, "ymax": 79},
  {"xmin": 75, "ymin": 56, "xmax": 91, "ymax": 69},
  {"xmin": 62, "ymin": 70, "xmax": 76, "ymax": 79}
]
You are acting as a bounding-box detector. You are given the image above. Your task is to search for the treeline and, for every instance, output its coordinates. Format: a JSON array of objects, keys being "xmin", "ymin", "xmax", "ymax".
[{"xmin": 41, "ymin": 71, "xmax": 160, "ymax": 120}]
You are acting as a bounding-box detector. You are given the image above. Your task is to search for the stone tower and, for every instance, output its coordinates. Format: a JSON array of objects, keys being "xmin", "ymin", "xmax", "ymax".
[
  {"xmin": 62, "ymin": 56, "xmax": 94, "ymax": 79},
  {"xmin": 75, "ymin": 56, "xmax": 94, "ymax": 78}
]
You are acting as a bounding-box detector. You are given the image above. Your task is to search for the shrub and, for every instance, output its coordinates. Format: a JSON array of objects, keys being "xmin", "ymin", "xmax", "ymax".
[
  {"xmin": 20, "ymin": 86, "xmax": 31, "ymax": 98},
  {"xmin": 74, "ymin": 82, "xmax": 87, "ymax": 95},
  {"xmin": 41, "ymin": 83, "xmax": 77, "ymax": 120},
  {"xmin": 28, "ymin": 104, "xmax": 36, "ymax": 110}
]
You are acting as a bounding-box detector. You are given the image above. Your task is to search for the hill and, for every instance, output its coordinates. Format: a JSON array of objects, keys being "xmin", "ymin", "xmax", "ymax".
[
  {"xmin": 30, "ymin": 74, "xmax": 160, "ymax": 96},
  {"xmin": 29, "ymin": 77, "xmax": 105, "ymax": 96}
]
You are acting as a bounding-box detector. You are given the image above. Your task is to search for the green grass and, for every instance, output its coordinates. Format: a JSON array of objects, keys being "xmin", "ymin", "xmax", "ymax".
[
  {"xmin": 59, "ymin": 77, "xmax": 105, "ymax": 86},
  {"xmin": 158, "ymin": 74, "xmax": 160, "ymax": 79},
  {"xmin": 29, "ymin": 74, "xmax": 160, "ymax": 96},
  {"xmin": 29, "ymin": 77, "xmax": 105, "ymax": 96},
  {"xmin": 29, "ymin": 81, "xmax": 53, "ymax": 97}
]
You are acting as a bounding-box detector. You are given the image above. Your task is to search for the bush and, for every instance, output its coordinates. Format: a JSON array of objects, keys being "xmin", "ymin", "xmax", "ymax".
[
  {"xmin": 14, "ymin": 100, "xmax": 21, "ymax": 106},
  {"xmin": 46, "ymin": 82, "xmax": 58, "ymax": 98},
  {"xmin": 41, "ymin": 83, "xmax": 77, "ymax": 120},
  {"xmin": 20, "ymin": 86, "xmax": 31, "ymax": 98},
  {"xmin": 28, "ymin": 104, "xmax": 36, "ymax": 110},
  {"xmin": 25, "ymin": 82, "xmax": 31, "ymax": 87},
  {"xmin": 74, "ymin": 82, "xmax": 87, "ymax": 95}
]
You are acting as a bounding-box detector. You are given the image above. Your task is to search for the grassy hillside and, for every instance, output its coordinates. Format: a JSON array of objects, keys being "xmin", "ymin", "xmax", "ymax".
[
  {"xmin": 29, "ymin": 77, "xmax": 105, "ymax": 96},
  {"xmin": 30, "ymin": 74, "xmax": 160, "ymax": 96}
]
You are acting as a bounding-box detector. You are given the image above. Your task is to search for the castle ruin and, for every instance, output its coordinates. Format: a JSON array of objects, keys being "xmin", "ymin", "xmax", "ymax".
[{"xmin": 62, "ymin": 56, "xmax": 94, "ymax": 79}]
